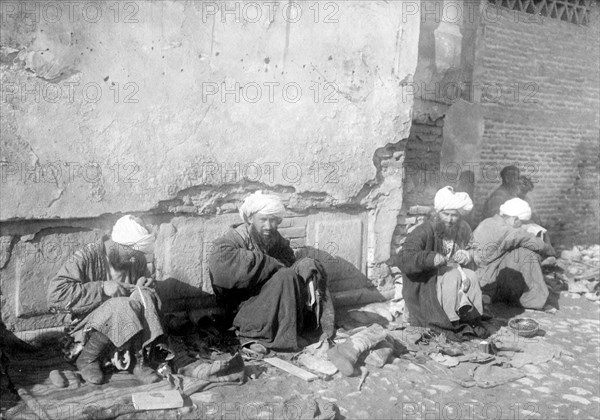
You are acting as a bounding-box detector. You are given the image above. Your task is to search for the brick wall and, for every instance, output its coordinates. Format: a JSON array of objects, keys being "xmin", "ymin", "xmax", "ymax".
[
  {"xmin": 403, "ymin": 118, "xmax": 445, "ymax": 210},
  {"xmin": 389, "ymin": 118, "xmax": 443, "ymax": 261},
  {"xmin": 472, "ymin": 3, "xmax": 600, "ymax": 245}
]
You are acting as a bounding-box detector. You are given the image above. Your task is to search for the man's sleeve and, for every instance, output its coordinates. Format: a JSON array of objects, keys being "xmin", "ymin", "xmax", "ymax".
[
  {"xmin": 393, "ymin": 226, "xmax": 437, "ymax": 277},
  {"xmin": 501, "ymin": 228, "xmax": 547, "ymax": 255},
  {"xmin": 208, "ymin": 235, "xmax": 284, "ymax": 291},
  {"xmin": 47, "ymin": 250, "xmax": 105, "ymax": 315}
]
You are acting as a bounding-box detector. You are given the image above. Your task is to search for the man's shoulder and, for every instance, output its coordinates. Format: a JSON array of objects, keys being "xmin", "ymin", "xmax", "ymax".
[
  {"xmin": 492, "ymin": 185, "xmax": 511, "ymax": 196},
  {"xmin": 474, "ymin": 216, "xmax": 494, "ymax": 230},
  {"xmin": 473, "ymin": 216, "xmax": 504, "ymax": 236},
  {"xmin": 408, "ymin": 220, "xmax": 435, "ymax": 238},
  {"xmin": 78, "ymin": 240, "xmax": 105, "ymax": 259},
  {"xmin": 212, "ymin": 224, "xmax": 248, "ymax": 245}
]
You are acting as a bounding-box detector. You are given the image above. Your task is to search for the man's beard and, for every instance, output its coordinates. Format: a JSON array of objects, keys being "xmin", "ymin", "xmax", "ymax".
[
  {"xmin": 249, "ymin": 224, "xmax": 276, "ymax": 247},
  {"xmin": 433, "ymin": 215, "xmax": 460, "ymax": 238},
  {"xmin": 107, "ymin": 245, "xmax": 133, "ymax": 271}
]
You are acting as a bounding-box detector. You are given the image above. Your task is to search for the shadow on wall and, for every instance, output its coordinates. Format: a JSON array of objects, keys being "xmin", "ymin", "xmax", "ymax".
[
  {"xmin": 296, "ymin": 246, "xmax": 371, "ymax": 293},
  {"xmin": 158, "ymin": 244, "xmax": 386, "ymax": 314},
  {"xmin": 296, "ymin": 246, "xmax": 389, "ymax": 307}
]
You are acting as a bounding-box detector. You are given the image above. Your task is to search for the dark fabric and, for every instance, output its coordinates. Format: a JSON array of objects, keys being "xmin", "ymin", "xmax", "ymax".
[
  {"xmin": 47, "ymin": 238, "xmax": 148, "ymax": 317},
  {"xmin": 233, "ymin": 267, "xmax": 304, "ymax": 349},
  {"xmin": 209, "ymin": 224, "xmax": 331, "ymax": 349},
  {"xmin": 481, "ymin": 185, "xmax": 518, "ymax": 220},
  {"xmin": 473, "ymin": 216, "xmax": 552, "ymax": 309},
  {"xmin": 391, "ymin": 220, "xmax": 478, "ymax": 340}
]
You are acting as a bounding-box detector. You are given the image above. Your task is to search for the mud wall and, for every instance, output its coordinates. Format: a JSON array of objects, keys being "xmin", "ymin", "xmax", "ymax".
[{"xmin": 0, "ymin": 0, "xmax": 421, "ymax": 333}]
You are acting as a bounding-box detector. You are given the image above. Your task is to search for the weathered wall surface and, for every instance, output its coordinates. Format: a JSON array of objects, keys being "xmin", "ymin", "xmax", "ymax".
[
  {"xmin": 0, "ymin": 1, "xmax": 421, "ymax": 333},
  {"xmin": 471, "ymin": 2, "xmax": 600, "ymax": 244},
  {"xmin": 398, "ymin": 1, "xmax": 599, "ymax": 248},
  {"xmin": 400, "ymin": 0, "xmax": 479, "ymax": 210},
  {"xmin": 1, "ymin": 0, "xmax": 419, "ymax": 219}
]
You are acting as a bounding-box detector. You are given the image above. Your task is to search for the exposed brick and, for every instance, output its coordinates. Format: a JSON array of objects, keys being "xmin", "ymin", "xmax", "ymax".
[
  {"xmin": 278, "ymin": 216, "xmax": 308, "ymax": 229},
  {"xmin": 278, "ymin": 226, "xmax": 306, "ymax": 239},
  {"xmin": 408, "ymin": 206, "xmax": 432, "ymax": 215},
  {"xmin": 471, "ymin": 5, "xmax": 600, "ymax": 245}
]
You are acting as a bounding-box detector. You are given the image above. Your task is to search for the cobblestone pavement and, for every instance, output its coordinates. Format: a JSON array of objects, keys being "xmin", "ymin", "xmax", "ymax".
[
  {"xmin": 184, "ymin": 293, "xmax": 600, "ymax": 420},
  {"xmin": 2, "ymin": 293, "xmax": 599, "ymax": 420}
]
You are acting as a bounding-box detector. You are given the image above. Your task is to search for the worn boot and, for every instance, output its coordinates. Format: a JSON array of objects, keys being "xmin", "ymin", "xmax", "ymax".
[
  {"xmin": 327, "ymin": 324, "xmax": 388, "ymax": 376},
  {"xmin": 132, "ymin": 349, "xmax": 161, "ymax": 384},
  {"xmin": 76, "ymin": 331, "xmax": 111, "ymax": 385}
]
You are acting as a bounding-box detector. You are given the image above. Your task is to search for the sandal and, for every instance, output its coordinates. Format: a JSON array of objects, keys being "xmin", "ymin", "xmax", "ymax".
[{"xmin": 240, "ymin": 341, "xmax": 268, "ymax": 360}]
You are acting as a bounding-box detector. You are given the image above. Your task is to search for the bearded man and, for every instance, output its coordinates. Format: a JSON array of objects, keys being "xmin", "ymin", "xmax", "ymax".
[
  {"xmin": 47, "ymin": 215, "xmax": 163, "ymax": 385},
  {"xmin": 473, "ymin": 198, "xmax": 555, "ymax": 309},
  {"xmin": 392, "ymin": 186, "xmax": 484, "ymax": 338},
  {"xmin": 208, "ymin": 191, "xmax": 334, "ymax": 351}
]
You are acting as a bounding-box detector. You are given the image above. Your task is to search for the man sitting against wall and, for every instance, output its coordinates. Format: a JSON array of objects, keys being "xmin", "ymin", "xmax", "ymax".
[
  {"xmin": 472, "ymin": 198, "xmax": 555, "ymax": 310},
  {"xmin": 391, "ymin": 186, "xmax": 486, "ymax": 339},
  {"xmin": 481, "ymin": 165, "xmax": 521, "ymax": 221},
  {"xmin": 47, "ymin": 215, "xmax": 164, "ymax": 385},
  {"xmin": 208, "ymin": 191, "xmax": 334, "ymax": 352}
]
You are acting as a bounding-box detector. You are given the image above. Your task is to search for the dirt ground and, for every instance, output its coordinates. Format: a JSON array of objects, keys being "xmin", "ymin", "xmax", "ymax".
[
  {"xmin": 2, "ymin": 292, "xmax": 599, "ymax": 420},
  {"xmin": 168, "ymin": 293, "xmax": 600, "ymax": 420}
]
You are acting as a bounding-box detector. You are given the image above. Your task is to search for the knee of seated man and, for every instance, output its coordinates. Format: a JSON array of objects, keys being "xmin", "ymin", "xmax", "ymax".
[
  {"xmin": 463, "ymin": 268, "xmax": 481, "ymax": 286},
  {"xmin": 441, "ymin": 268, "xmax": 461, "ymax": 284},
  {"xmin": 274, "ymin": 266, "xmax": 298, "ymax": 282},
  {"xmin": 102, "ymin": 296, "xmax": 130, "ymax": 310}
]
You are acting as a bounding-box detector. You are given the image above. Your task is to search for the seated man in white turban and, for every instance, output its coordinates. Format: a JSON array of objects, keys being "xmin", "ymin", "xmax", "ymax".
[
  {"xmin": 208, "ymin": 191, "xmax": 334, "ymax": 351},
  {"xmin": 47, "ymin": 215, "xmax": 163, "ymax": 385},
  {"xmin": 472, "ymin": 198, "xmax": 555, "ymax": 309},
  {"xmin": 391, "ymin": 187, "xmax": 485, "ymax": 339}
]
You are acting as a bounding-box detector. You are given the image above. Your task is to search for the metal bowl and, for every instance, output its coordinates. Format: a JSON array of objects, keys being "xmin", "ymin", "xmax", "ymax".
[{"xmin": 508, "ymin": 317, "xmax": 539, "ymax": 338}]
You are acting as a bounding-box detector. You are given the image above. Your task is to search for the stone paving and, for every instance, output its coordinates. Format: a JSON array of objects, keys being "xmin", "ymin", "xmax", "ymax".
[
  {"xmin": 2, "ymin": 293, "xmax": 599, "ymax": 420},
  {"xmin": 182, "ymin": 293, "xmax": 600, "ymax": 420}
]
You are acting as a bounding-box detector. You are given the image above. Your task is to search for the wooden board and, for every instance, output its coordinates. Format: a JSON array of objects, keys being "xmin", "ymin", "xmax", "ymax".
[
  {"xmin": 132, "ymin": 390, "xmax": 184, "ymax": 411},
  {"xmin": 264, "ymin": 357, "xmax": 318, "ymax": 382}
]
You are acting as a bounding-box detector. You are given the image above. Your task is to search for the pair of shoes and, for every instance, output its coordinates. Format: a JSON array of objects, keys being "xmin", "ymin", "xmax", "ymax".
[
  {"xmin": 76, "ymin": 331, "xmax": 112, "ymax": 385},
  {"xmin": 129, "ymin": 334, "xmax": 162, "ymax": 384},
  {"xmin": 77, "ymin": 331, "xmax": 162, "ymax": 385}
]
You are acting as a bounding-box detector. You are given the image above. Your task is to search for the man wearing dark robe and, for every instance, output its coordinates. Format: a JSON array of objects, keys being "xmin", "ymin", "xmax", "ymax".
[
  {"xmin": 47, "ymin": 215, "xmax": 163, "ymax": 385},
  {"xmin": 391, "ymin": 187, "xmax": 485, "ymax": 339},
  {"xmin": 208, "ymin": 191, "xmax": 334, "ymax": 351},
  {"xmin": 481, "ymin": 165, "xmax": 521, "ymax": 221},
  {"xmin": 473, "ymin": 198, "xmax": 555, "ymax": 309}
]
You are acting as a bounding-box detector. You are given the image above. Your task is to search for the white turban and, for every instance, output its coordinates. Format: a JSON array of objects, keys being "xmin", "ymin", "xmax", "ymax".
[
  {"xmin": 499, "ymin": 198, "xmax": 532, "ymax": 221},
  {"xmin": 434, "ymin": 186, "xmax": 473, "ymax": 216},
  {"xmin": 111, "ymin": 215, "xmax": 155, "ymax": 254},
  {"xmin": 239, "ymin": 191, "xmax": 286, "ymax": 224}
]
